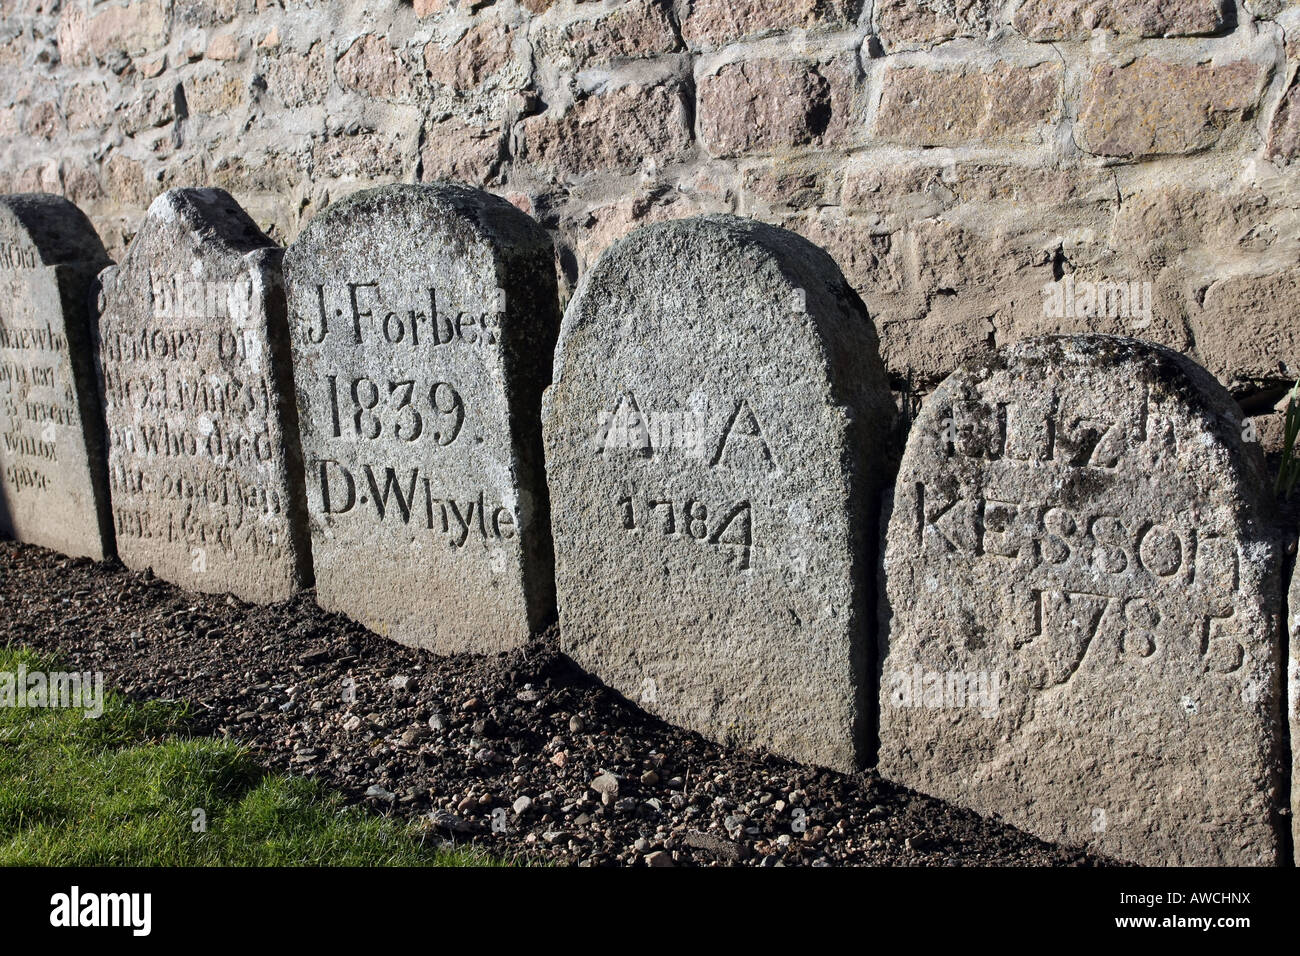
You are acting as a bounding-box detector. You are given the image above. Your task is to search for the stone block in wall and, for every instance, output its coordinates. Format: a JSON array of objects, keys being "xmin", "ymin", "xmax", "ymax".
[
  {"xmin": 283, "ymin": 183, "xmax": 560, "ymax": 653},
  {"xmin": 697, "ymin": 53, "xmax": 859, "ymax": 159},
  {"xmin": 57, "ymin": 0, "xmax": 169, "ymax": 69},
  {"xmin": 543, "ymin": 214, "xmax": 895, "ymax": 772},
  {"xmin": 424, "ymin": 20, "xmax": 517, "ymax": 91},
  {"xmin": 1077, "ymin": 56, "xmax": 1269, "ymax": 159},
  {"xmin": 258, "ymin": 43, "xmax": 332, "ymax": 109},
  {"xmin": 879, "ymin": 334, "xmax": 1285, "ymax": 865},
  {"xmin": 0, "ymin": 194, "xmax": 114, "ymax": 560},
  {"xmin": 873, "ymin": 60, "xmax": 1062, "ymax": 147},
  {"xmin": 1194, "ymin": 267, "xmax": 1300, "ymax": 391},
  {"xmin": 419, "ymin": 117, "xmax": 505, "ymax": 186},
  {"xmin": 681, "ymin": 0, "xmax": 861, "ymax": 50},
  {"xmin": 1267, "ymin": 77, "xmax": 1300, "ymax": 163},
  {"xmin": 337, "ymin": 34, "xmax": 413, "ymax": 104},
  {"xmin": 97, "ymin": 188, "xmax": 312, "ymax": 602},
  {"xmin": 531, "ymin": 0, "xmax": 681, "ymax": 70},
  {"xmin": 516, "ymin": 81, "xmax": 693, "ymax": 180},
  {"xmin": 1012, "ymin": 0, "xmax": 1229, "ymax": 41},
  {"xmin": 874, "ymin": 0, "xmax": 996, "ymax": 52}
]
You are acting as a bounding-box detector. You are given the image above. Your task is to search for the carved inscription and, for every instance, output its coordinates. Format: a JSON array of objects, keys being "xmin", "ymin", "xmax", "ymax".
[
  {"xmin": 912, "ymin": 381, "xmax": 1245, "ymax": 684},
  {"xmin": 0, "ymin": 280, "xmax": 76, "ymax": 495},
  {"xmin": 597, "ymin": 393, "xmax": 775, "ymax": 572},
  {"xmin": 97, "ymin": 188, "xmax": 308, "ymax": 601},
  {"xmin": 543, "ymin": 214, "xmax": 897, "ymax": 774},
  {"xmin": 879, "ymin": 336, "xmax": 1281, "ymax": 866},
  {"xmin": 0, "ymin": 197, "xmax": 113, "ymax": 561},
  {"xmin": 283, "ymin": 182, "xmax": 561, "ymax": 652},
  {"xmin": 101, "ymin": 285, "xmax": 292, "ymax": 566},
  {"xmin": 302, "ymin": 279, "xmax": 492, "ymax": 532}
]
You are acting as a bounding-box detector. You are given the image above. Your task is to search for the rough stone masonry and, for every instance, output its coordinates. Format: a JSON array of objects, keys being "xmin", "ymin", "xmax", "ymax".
[
  {"xmin": 283, "ymin": 183, "xmax": 559, "ymax": 654},
  {"xmin": 0, "ymin": 193, "xmax": 113, "ymax": 561},
  {"xmin": 7, "ymin": 0, "xmax": 1300, "ymax": 451},
  {"xmin": 97, "ymin": 188, "xmax": 312, "ymax": 603},
  {"xmin": 544, "ymin": 215, "xmax": 895, "ymax": 773},
  {"xmin": 878, "ymin": 335, "xmax": 1285, "ymax": 866}
]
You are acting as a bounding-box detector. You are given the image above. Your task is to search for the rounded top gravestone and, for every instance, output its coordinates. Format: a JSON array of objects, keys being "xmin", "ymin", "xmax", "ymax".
[
  {"xmin": 879, "ymin": 334, "xmax": 1283, "ymax": 866},
  {"xmin": 97, "ymin": 188, "xmax": 312, "ymax": 602},
  {"xmin": 283, "ymin": 183, "xmax": 560, "ymax": 654},
  {"xmin": 544, "ymin": 214, "xmax": 896, "ymax": 772},
  {"xmin": 0, "ymin": 193, "xmax": 110, "ymax": 267},
  {"xmin": 0, "ymin": 193, "xmax": 113, "ymax": 560}
]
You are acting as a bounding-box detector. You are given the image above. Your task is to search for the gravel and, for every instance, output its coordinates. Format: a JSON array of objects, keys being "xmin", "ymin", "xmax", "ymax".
[{"xmin": 0, "ymin": 540, "xmax": 1112, "ymax": 867}]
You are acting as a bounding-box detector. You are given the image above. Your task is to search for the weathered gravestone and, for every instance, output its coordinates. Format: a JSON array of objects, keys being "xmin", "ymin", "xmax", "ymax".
[
  {"xmin": 283, "ymin": 184, "xmax": 559, "ymax": 653},
  {"xmin": 97, "ymin": 188, "xmax": 311, "ymax": 602},
  {"xmin": 879, "ymin": 335, "xmax": 1284, "ymax": 866},
  {"xmin": 0, "ymin": 195, "xmax": 114, "ymax": 560},
  {"xmin": 543, "ymin": 215, "xmax": 896, "ymax": 772}
]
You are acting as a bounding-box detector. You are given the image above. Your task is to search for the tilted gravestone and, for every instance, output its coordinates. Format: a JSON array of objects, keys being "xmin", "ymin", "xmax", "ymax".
[
  {"xmin": 0, "ymin": 194, "xmax": 114, "ymax": 560},
  {"xmin": 97, "ymin": 188, "xmax": 312, "ymax": 603},
  {"xmin": 543, "ymin": 215, "xmax": 896, "ymax": 772},
  {"xmin": 283, "ymin": 183, "xmax": 559, "ymax": 653},
  {"xmin": 879, "ymin": 335, "xmax": 1284, "ymax": 866}
]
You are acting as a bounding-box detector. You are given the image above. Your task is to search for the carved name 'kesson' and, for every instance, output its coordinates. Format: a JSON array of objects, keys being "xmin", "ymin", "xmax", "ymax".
[{"xmin": 878, "ymin": 335, "xmax": 1284, "ymax": 866}]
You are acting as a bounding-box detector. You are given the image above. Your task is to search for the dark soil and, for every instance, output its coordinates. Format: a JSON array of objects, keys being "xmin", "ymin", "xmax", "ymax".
[{"xmin": 0, "ymin": 540, "xmax": 1111, "ymax": 867}]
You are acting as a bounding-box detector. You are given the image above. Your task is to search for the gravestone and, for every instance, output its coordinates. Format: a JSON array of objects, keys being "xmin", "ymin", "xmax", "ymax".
[
  {"xmin": 283, "ymin": 183, "xmax": 559, "ymax": 653},
  {"xmin": 97, "ymin": 188, "xmax": 311, "ymax": 602},
  {"xmin": 879, "ymin": 335, "xmax": 1283, "ymax": 866},
  {"xmin": 543, "ymin": 215, "xmax": 895, "ymax": 772},
  {"xmin": 0, "ymin": 194, "xmax": 114, "ymax": 560}
]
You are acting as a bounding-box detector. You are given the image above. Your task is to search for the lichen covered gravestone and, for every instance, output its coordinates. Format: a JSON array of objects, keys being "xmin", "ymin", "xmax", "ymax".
[
  {"xmin": 879, "ymin": 335, "xmax": 1283, "ymax": 866},
  {"xmin": 0, "ymin": 194, "xmax": 113, "ymax": 560},
  {"xmin": 97, "ymin": 188, "xmax": 311, "ymax": 602},
  {"xmin": 283, "ymin": 184, "xmax": 559, "ymax": 653},
  {"xmin": 543, "ymin": 215, "xmax": 896, "ymax": 772}
]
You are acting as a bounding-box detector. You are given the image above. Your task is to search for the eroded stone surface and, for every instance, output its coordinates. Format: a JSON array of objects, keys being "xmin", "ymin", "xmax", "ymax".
[
  {"xmin": 543, "ymin": 215, "xmax": 895, "ymax": 772},
  {"xmin": 283, "ymin": 183, "xmax": 559, "ymax": 654},
  {"xmin": 879, "ymin": 335, "xmax": 1284, "ymax": 866},
  {"xmin": 0, "ymin": 193, "xmax": 113, "ymax": 560},
  {"xmin": 1012, "ymin": 0, "xmax": 1228, "ymax": 40},
  {"xmin": 97, "ymin": 188, "xmax": 311, "ymax": 602},
  {"xmin": 1077, "ymin": 57, "xmax": 1266, "ymax": 159},
  {"xmin": 1290, "ymin": 547, "xmax": 1300, "ymax": 865}
]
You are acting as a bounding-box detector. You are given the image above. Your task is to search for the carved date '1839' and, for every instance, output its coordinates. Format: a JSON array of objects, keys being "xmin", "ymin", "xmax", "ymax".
[{"xmin": 326, "ymin": 376, "xmax": 464, "ymax": 445}]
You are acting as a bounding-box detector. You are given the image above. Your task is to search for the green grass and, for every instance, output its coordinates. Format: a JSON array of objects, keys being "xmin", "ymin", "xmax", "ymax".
[{"xmin": 0, "ymin": 646, "xmax": 507, "ymax": 866}]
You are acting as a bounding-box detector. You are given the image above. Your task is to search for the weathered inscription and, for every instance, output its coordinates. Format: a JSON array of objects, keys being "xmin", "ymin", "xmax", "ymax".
[
  {"xmin": 543, "ymin": 215, "xmax": 896, "ymax": 772},
  {"xmin": 878, "ymin": 335, "xmax": 1283, "ymax": 866},
  {"xmin": 96, "ymin": 188, "xmax": 310, "ymax": 602},
  {"xmin": 284, "ymin": 183, "xmax": 559, "ymax": 654},
  {"xmin": 0, "ymin": 195, "xmax": 113, "ymax": 560}
]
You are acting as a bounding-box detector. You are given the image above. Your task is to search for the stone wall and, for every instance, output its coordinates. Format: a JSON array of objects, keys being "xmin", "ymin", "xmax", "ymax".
[{"xmin": 4, "ymin": 0, "xmax": 1300, "ymax": 415}]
